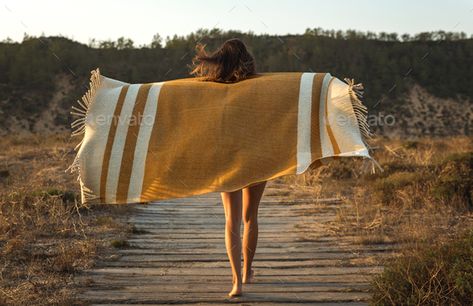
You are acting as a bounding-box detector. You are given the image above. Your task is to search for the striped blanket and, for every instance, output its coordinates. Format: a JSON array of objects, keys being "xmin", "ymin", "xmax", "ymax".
[{"xmin": 68, "ymin": 69, "xmax": 376, "ymax": 204}]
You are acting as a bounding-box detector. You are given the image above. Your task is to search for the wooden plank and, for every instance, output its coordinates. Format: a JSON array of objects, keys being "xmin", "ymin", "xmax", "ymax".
[
  {"xmin": 123, "ymin": 240, "xmax": 396, "ymax": 251},
  {"xmin": 91, "ymin": 303, "xmax": 367, "ymax": 306},
  {"xmin": 87, "ymin": 266, "xmax": 382, "ymax": 276},
  {"xmin": 81, "ymin": 291, "xmax": 370, "ymax": 304},
  {"xmin": 84, "ymin": 282, "xmax": 371, "ymax": 293},
  {"xmin": 114, "ymin": 249, "xmax": 393, "ymax": 258},
  {"xmin": 123, "ymin": 234, "xmax": 338, "ymax": 242},
  {"xmin": 98, "ymin": 258, "xmax": 380, "ymax": 269},
  {"xmin": 81, "ymin": 275, "xmax": 373, "ymax": 287}
]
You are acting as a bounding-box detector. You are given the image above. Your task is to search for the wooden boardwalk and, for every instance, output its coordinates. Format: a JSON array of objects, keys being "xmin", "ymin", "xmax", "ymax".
[{"xmin": 79, "ymin": 182, "xmax": 391, "ymax": 305}]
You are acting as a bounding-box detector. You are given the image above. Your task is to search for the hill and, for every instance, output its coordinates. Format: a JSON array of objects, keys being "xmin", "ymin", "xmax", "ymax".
[{"xmin": 0, "ymin": 29, "xmax": 472, "ymax": 137}]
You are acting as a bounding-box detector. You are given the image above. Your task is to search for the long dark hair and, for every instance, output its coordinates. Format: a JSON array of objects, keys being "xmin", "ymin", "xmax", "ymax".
[{"xmin": 190, "ymin": 38, "xmax": 256, "ymax": 83}]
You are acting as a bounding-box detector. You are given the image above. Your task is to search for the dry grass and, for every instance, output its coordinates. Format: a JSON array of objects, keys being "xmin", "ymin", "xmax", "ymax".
[
  {"xmin": 0, "ymin": 133, "xmax": 132, "ymax": 305},
  {"xmin": 280, "ymin": 136, "xmax": 473, "ymax": 304},
  {"xmin": 371, "ymin": 229, "xmax": 473, "ymax": 305},
  {"xmin": 281, "ymin": 136, "xmax": 473, "ymax": 243},
  {"xmin": 2, "ymin": 133, "xmax": 472, "ymax": 304}
]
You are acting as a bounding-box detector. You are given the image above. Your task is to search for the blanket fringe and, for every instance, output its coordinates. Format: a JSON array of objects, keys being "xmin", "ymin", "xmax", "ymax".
[
  {"xmin": 70, "ymin": 68, "xmax": 102, "ymax": 139},
  {"xmin": 66, "ymin": 68, "xmax": 102, "ymax": 203},
  {"xmin": 343, "ymin": 78, "xmax": 383, "ymax": 174},
  {"xmin": 344, "ymin": 78, "xmax": 372, "ymax": 144}
]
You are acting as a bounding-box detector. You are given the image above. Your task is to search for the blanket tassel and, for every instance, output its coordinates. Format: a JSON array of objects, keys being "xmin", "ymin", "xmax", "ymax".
[
  {"xmin": 66, "ymin": 68, "xmax": 102, "ymax": 203},
  {"xmin": 344, "ymin": 78, "xmax": 383, "ymax": 174}
]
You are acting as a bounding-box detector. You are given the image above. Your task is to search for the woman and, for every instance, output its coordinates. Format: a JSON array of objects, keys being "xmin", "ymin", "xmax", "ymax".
[{"xmin": 190, "ymin": 38, "xmax": 267, "ymax": 297}]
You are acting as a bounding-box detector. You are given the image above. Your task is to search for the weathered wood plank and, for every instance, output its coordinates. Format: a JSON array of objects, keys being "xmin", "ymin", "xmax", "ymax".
[
  {"xmin": 86, "ymin": 266, "xmax": 383, "ymax": 277},
  {"xmin": 113, "ymin": 250, "xmax": 393, "ymax": 259},
  {"xmin": 123, "ymin": 240, "xmax": 396, "ymax": 252},
  {"xmin": 91, "ymin": 303, "xmax": 367, "ymax": 306},
  {"xmin": 98, "ymin": 258, "xmax": 380, "ymax": 269},
  {"xmin": 80, "ymin": 274, "xmax": 374, "ymax": 285},
  {"xmin": 81, "ymin": 290, "xmax": 371, "ymax": 304}
]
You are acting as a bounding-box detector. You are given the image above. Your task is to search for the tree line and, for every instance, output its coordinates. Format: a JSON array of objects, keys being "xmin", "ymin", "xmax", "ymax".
[{"xmin": 0, "ymin": 28, "xmax": 472, "ymax": 125}]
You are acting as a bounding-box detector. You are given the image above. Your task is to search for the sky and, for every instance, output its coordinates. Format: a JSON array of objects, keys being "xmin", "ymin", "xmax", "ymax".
[{"xmin": 1, "ymin": 0, "xmax": 473, "ymax": 46}]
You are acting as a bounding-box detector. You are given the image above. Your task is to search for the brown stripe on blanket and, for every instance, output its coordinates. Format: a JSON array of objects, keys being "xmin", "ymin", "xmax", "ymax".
[
  {"xmin": 325, "ymin": 77, "xmax": 341, "ymax": 156},
  {"xmin": 310, "ymin": 73, "xmax": 325, "ymax": 162},
  {"xmin": 116, "ymin": 84, "xmax": 153, "ymax": 203},
  {"xmin": 100, "ymin": 85, "xmax": 129, "ymax": 202}
]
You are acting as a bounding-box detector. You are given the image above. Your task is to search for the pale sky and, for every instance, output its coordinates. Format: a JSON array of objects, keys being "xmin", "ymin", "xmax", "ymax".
[{"xmin": 1, "ymin": 0, "xmax": 473, "ymax": 46}]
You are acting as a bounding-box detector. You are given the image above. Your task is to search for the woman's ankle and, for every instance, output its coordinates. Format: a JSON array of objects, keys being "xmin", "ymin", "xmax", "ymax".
[{"xmin": 232, "ymin": 274, "xmax": 242, "ymax": 284}]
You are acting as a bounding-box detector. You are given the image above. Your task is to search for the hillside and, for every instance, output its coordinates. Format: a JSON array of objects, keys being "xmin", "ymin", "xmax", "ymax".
[{"xmin": 0, "ymin": 29, "xmax": 472, "ymax": 137}]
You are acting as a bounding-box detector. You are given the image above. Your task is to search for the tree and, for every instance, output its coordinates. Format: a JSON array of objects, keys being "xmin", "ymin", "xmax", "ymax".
[
  {"xmin": 1, "ymin": 37, "xmax": 14, "ymax": 44},
  {"xmin": 116, "ymin": 37, "xmax": 134, "ymax": 49},
  {"xmin": 151, "ymin": 33, "xmax": 163, "ymax": 48},
  {"xmin": 99, "ymin": 40, "xmax": 116, "ymax": 49},
  {"xmin": 401, "ymin": 33, "xmax": 411, "ymax": 42}
]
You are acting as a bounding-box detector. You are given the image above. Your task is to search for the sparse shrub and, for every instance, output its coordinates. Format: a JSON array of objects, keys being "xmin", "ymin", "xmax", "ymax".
[
  {"xmin": 365, "ymin": 160, "xmax": 420, "ymax": 180},
  {"xmin": 50, "ymin": 241, "xmax": 96, "ymax": 273},
  {"xmin": 371, "ymin": 230, "xmax": 473, "ymax": 305},
  {"xmin": 373, "ymin": 171, "xmax": 427, "ymax": 206},
  {"xmin": 61, "ymin": 190, "xmax": 77, "ymax": 203},
  {"xmin": 432, "ymin": 152, "xmax": 473, "ymax": 209},
  {"xmin": 318, "ymin": 158, "xmax": 359, "ymax": 179},
  {"xmin": 35, "ymin": 188, "xmax": 78, "ymax": 204},
  {"xmin": 111, "ymin": 239, "xmax": 130, "ymax": 248},
  {"xmin": 95, "ymin": 216, "xmax": 116, "ymax": 226}
]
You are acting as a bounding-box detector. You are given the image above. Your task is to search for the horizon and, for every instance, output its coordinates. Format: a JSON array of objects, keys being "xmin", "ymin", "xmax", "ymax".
[
  {"xmin": 5, "ymin": 27, "xmax": 473, "ymax": 47},
  {"xmin": 2, "ymin": 0, "xmax": 473, "ymax": 46}
]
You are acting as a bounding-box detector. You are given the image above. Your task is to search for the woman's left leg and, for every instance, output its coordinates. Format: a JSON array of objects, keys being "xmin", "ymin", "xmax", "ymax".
[{"xmin": 220, "ymin": 189, "xmax": 243, "ymax": 297}]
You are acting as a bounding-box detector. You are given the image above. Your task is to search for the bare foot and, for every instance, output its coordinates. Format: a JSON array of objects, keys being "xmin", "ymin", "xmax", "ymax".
[
  {"xmin": 228, "ymin": 282, "xmax": 242, "ymax": 297},
  {"xmin": 242, "ymin": 269, "xmax": 254, "ymax": 284}
]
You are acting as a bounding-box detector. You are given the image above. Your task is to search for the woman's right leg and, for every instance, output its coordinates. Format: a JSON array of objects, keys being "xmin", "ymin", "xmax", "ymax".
[{"xmin": 220, "ymin": 189, "xmax": 243, "ymax": 296}]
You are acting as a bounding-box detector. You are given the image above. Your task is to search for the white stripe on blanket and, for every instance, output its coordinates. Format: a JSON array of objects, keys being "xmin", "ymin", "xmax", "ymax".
[
  {"xmin": 320, "ymin": 73, "xmax": 334, "ymax": 158},
  {"xmin": 328, "ymin": 77, "xmax": 366, "ymax": 154},
  {"xmin": 296, "ymin": 72, "xmax": 315, "ymax": 174},
  {"xmin": 126, "ymin": 83, "xmax": 163, "ymax": 203},
  {"xmin": 106, "ymin": 84, "xmax": 140, "ymax": 203},
  {"xmin": 79, "ymin": 86, "xmax": 122, "ymax": 199}
]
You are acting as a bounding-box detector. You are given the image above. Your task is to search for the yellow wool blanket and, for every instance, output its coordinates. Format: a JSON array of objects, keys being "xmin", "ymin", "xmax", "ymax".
[{"xmin": 68, "ymin": 69, "xmax": 375, "ymax": 204}]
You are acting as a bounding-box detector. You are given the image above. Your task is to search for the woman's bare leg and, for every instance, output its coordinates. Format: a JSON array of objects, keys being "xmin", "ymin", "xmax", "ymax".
[
  {"xmin": 242, "ymin": 181, "xmax": 267, "ymax": 284},
  {"xmin": 220, "ymin": 189, "xmax": 243, "ymax": 296}
]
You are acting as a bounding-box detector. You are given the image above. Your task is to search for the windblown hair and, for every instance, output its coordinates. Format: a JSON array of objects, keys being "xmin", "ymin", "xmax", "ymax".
[{"xmin": 190, "ymin": 38, "xmax": 256, "ymax": 83}]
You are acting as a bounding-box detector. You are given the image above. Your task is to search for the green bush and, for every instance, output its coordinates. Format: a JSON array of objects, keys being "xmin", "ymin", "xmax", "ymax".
[
  {"xmin": 432, "ymin": 152, "xmax": 473, "ymax": 209},
  {"xmin": 373, "ymin": 171, "xmax": 426, "ymax": 205},
  {"xmin": 371, "ymin": 230, "xmax": 473, "ymax": 305},
  {"xmin": 368, "ymin": 150, "xmax": 473, "ymax": 210}
]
